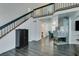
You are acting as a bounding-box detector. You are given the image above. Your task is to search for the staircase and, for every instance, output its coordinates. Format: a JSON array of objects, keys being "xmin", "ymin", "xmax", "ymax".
[
  {"xmin": 0, "ymin": 3, "xmax": 79, "ymax": 39},
  {"xmin": 0, "ymin": 11, "xmax": 33, "ymax": 39}
]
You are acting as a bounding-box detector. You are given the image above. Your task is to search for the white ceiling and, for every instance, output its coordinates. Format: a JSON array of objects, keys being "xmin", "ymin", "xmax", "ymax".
[{"xmin": 39, "ymin": 16, "xmax": 52, "ymax": 23}]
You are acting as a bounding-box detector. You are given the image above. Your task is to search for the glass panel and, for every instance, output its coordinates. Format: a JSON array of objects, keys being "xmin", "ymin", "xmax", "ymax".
[
  {"xmin": 56, "ymin": 3, "xmax": 59, "ymax": 10},
  {"xmin": 20, "ymin": 17, "xmax": 25, "ymax": 23},
  {"xmin": 8, "ymin": 25, "xmax": 11, "ymax": 32},
  {"xmin": 1, "ymin": 28, "xmax": 5, "ymax": 36},
  {"xmin": 47, "ymin": 5, "xmax": 54, "ymax": 15},
  {"xmin": 15, "ymin": 21, "xmax": 18, "ymax": 27},
  {"xmin": 61, "ymin": 3, "xmax": 63, "ymax": 8},
  {"xmin": 60, "ymin": 3, "xmax": 63, "ymax": 9},
  {"xmin": 65, "ymin": 3, "xmax": 69, "ymax": 7},
  {"xmin": 25, "ymin": 13, "xmax": 31, "ymax": 19},
  {"xmin": 12, "ymin": 23, "xmax": 14, "ymax": 29},
  {"xmin": 8, "ymin": 24, "xmax": 11, "ymax": 31},
  {"xmin": 70, "ymin": 3, "xmax": 74, "ymax": 6},
  {"xmin": 34, "ymin": 9, "xmax": 42, "ymax": 17},
  {"xmin": 4, "ymin": 27, "xmax": 8, "ymax": 34},
  {"xmin": 10, "ymin": 24, "xmax": 13, "ymax": 30},
  {"xmin": 17, "ymin": 20, "xmax": 20, "ymax": 26},
  {"xmin": 19, "ymin": 18, "xmax": 24, "ymax": 23},
  {"xmin": 27, "ymin": 14, "xmax": 31, "ymax": 18},
  {"xmin": 13, "ymin": 22, "xmax": 15, "ymax": 28},
  {"xmin": 43, "ymin": 7, "xmax": 48, "ymax": 15},
  {"xmin": 33, "ymin": 5, "xmax": 55, "ymax": 17}
]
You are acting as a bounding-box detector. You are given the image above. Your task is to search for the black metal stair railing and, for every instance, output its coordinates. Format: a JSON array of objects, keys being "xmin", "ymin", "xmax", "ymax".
[{"xmin": 0, "ymin": 11, "xmax": 33, "ymax": 38}]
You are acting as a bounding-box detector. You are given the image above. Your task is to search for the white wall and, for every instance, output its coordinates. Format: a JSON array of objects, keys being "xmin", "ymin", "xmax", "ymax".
[
  {"xmin": 44, "ymin": 22, "xmax": 50, "ymax": 36},
  {"xmin": 39, "ymin": 16, "xmax": 53, "ymax": 38},
  {"xmin": 0, "ymin": 17, "xmax": 40, "ymax": 54},
  {"xmin": 0, "ymin": 29, "xmax": 15, "ymax": 54},
  {"xmin": 53, "ymin": 6, "xmax": 79, "ymax": 44},
  {"xmin": 69, "ymin": 12, "xmax": 79, "ymax": 44},
  {"xmin": 0, "ymin": 3, "xmax": 47, "ymax": 54},
  {"xmin": 16, "ymin": 17, "xmax": 40, "ymax": 41},
  {"xmin": 40, "ymin": 22, "xmax": 46, "ymax": 38},
  {"xmin": 51, "ymin": 15, "xmax": 58, "ymax": 32},
  {"xmin": 39, "ymin": 15, "xmax": 58, "ymax": 38}
]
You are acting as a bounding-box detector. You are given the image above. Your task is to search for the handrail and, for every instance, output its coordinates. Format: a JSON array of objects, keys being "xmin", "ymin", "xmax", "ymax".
[
  {"xmin": 0, "ymin": 3, "xmax": 79, "ymax": 29},
  {"xmin": 33, "ymin": 3, "xmax": 54, "ymax": 10},
  {"xmin": 0, "ymin": 3, "xmax": 79, "ymax": 38},
  {"xmin": 33, "ymin": 3, "xmax": 79, "ymax": 18},
  {"xmin": 0, "ymin": 10, "xmax": 33, "ymax": 29},
  {"xmin": 0, "ymin": 3, "xmax": 54, "ymax": 29},
  {"xmin": 33, "ymin": 3, "xmax": 55, "ymax": 18},
  {"xmin": 0, "ymin": 3, "xmax": 54, "ymax": 30},
  {"xmin": 0, "ymin": 3, "xmax": 54, "ymax": 38}
]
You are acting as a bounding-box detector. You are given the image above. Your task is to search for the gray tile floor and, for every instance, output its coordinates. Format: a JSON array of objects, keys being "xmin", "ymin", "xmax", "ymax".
[{"xmin": 0, "ymin": 37, "xmax": 78, "ymax": 56}]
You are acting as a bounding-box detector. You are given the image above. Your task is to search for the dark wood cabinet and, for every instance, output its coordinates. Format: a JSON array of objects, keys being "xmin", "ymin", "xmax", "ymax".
[{"xmin": 16, "ymin": 29, "xmax": 28, "ymax": 48}]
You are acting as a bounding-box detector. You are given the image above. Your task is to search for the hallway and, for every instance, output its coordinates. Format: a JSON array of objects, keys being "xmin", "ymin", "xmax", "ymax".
[{"xmin": 0, "ymin": 37, "xmax": 77, "ymax": 56}]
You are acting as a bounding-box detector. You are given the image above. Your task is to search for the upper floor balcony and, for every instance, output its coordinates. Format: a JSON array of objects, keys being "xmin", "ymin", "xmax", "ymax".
[{"xmin": 33, "ymin": 3, "xmax": 79, "ymax": 18}]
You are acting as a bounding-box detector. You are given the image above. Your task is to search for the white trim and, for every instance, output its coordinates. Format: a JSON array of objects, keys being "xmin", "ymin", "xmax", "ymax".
[
  {"xmin": 53, "ymin": 7, "xmax": 79, "ymax": 16},
  {"xmin": 69, "ymin": 17, "xmax": 72, "ymax": 44}
]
